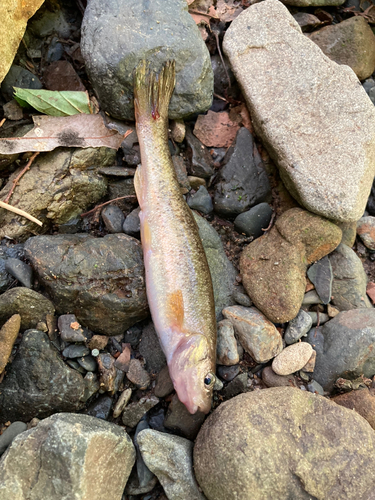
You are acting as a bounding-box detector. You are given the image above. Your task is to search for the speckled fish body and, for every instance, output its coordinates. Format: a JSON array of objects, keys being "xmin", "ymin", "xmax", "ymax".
[{"xmin": 133, "ymin": 61, "xmax": 216, "ymax": 414}]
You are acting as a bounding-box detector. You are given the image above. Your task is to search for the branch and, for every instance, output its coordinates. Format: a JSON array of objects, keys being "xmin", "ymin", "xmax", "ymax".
[{"xmin": 0, "ymin": 200, "xmax": 43, "ymax": 226}]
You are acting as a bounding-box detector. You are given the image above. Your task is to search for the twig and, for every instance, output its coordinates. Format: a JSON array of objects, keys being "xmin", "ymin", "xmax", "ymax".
[
  {"xmin": 213, "ymin": 30, "xmax": 231, "ymax": 89},
  {"xmin": 262, "ymin": 211, "xmax": 276, "ymax": 233},
  {"xmin": 0, "ymin": 118, "xmax": 5, "ymax": 128},
  {"xmin": 80, "ymin": 195, "xmax": 137, "ymax": 218},
  {"xmin": 0, "ymin": 200, "xmax": 43, "ymax": 226},
  {"xmin": 213, "ymin": 93, "xmax": 228, "ymax": 102},
  {"xmin": 4, "ymin": 152, "xmax": 39, "ymax": 203}
]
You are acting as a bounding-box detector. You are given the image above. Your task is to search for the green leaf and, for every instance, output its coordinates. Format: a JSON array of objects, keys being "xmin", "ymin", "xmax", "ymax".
[{"xmin": 13, "ymin": 88, "xmax": 92, "ymax": 116}]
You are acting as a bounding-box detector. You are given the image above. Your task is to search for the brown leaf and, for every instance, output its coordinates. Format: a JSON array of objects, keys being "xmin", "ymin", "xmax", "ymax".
[
  {"xmin": 215, "ymin": 0, "xmax": 244, "ymax": 22},
  {"xmin": 0, "ymin": 114, "xmax": 124, "ymax": 154},
  {"xmin": 193, "ymin": 110, "xmax": 240, "ymax": 148}
]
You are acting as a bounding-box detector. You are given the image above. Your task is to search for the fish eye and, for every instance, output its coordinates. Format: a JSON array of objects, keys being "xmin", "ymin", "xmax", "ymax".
[{"xmin": 204, "ymin": 372, "xmax": 216, "ymax": 387}]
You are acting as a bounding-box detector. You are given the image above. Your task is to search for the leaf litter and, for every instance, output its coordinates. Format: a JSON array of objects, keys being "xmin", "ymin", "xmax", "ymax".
[{"xmin": 14, "ymin": 88, "xmax": 93, "ymax": 116}]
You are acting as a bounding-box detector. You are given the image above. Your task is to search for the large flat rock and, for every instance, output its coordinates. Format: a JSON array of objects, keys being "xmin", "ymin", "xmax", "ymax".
[{"xmin": 223, "ymin": 0, "xmax": 375, "ymax": 222}]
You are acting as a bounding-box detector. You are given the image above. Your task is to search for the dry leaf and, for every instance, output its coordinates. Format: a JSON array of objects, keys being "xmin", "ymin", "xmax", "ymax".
[
  {"xmin": 0, "ymin": 114, "xmax": 124, "ymax": 155},
  {"xmin": 216, "ymin": 0, "xmax": 244, "ymax": 22},
  {"xmin": 70, "ymin": 322, "xmax": 80, "ymax": 330},
  {"xmin": 0, "ymin": 0, "xmax": 45, "ymax": 84}
]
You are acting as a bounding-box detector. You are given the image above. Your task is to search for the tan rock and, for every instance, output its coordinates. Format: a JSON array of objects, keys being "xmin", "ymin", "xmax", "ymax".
[
  {"xmin": 302, "ymin": 349, "xmax": 316, "ymax": 372},
  {"xmin": 261, "ymin": 366, "xmax": 298, "ymax": 388},
  {"xmin": 308, "ymin": 17, "xmax": 375, "ymax": 81},
  {"xmin": 170, "ymin": 119, "xmax": 186, "ymax": 143},
  {"xmin": 193, "ymin": 110, "xmax": 240, "ymax": 148},
  {"xmin": 357, "ymin": 216, "xmax": 375, "ymax": 250},
  {"xmin": 332, "ymin": 388, "xmax": 375, "ymax": 429},
  {"xmin": 272, "ymin": 342, "xmax": 313, "ymax": 376},
  {"xmin": 0, "ymin": 314, "xmax": 21, "ymax": 374}
]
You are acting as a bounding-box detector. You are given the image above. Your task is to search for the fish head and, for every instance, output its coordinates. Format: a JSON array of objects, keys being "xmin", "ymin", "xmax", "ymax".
[{"xmin": 168, "ymin": 334, "xmax": 216, "ymax": 415}]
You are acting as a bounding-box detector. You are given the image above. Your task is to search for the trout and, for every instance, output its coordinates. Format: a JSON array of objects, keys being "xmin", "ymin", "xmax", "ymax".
[{"xmin": 133, "ymin": 60, "xmax": 217, "ymax": 414}]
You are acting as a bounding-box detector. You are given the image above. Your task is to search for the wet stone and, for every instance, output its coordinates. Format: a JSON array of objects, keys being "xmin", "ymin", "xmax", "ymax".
[
  {"xmin": 0, "ymin": 422, "xmax": 27, "ymax": 456},
  {"xmin": 185, "ymin": 129, "xmax": 214, "ymax": 179},
  {"xmin": 58, "ymin": 314, "xmax": 87, "ymax": 343},
  {"xmin": 284, "ymin": 310, "xmax": 313, "ymax": 345},
  {"xmin": 261, "ymin": 366, "xmax": 298, "ymax": 388},
  {"xmin": 187, "ymin": 185, "xmax": 213, "ymax": 215},
  {"xmin": 86, "ymin": 394, "xmax": 113, "ymax": 420},
  {"xmin": 62, "ymin": 344, "xmax": 90, "ymax": 359},
  {"xmin": 101, "ymin": 205, "xmax": 125, "ymax": 233},
  {"xmin": 234, "ymin": 203, "xmax": 273, "ymax": 238},
  {"xmin": 4, "ymin": 258, "xmax": 32, "ymax": 288},
  {"xmin": 77, "ymin": 355, "xmax": 97, "ymax": 372},
  {"xmin": 123, "ymin": 207, "xmax": 141, "ymax": 237},
  {"xmin": 127, "ymin": 359, "xmax": 151, "ymax": 389},
  {"xmin": 139, "ymin": 323, "xmax": 167, "ymax": 374},
  {"xmin": 164, "ymin": 394, "xmax": 206, "ymax": 440},
  {"xmin": 154, "ymin": 365, "xmax": 175, "ymax": 398},
  {"xmin": 217, "ymin": 364, "xmax": 240, "ymax": 382},
  {"xmin": 134, "ymin": 420, "xmax": 155, "ymax": 489},
  {"xmin": 217, "ymin": 319, "xmax": 239, "ymax": 366},
  {"xmin": 307, "ymin": 256, "xmax": 333, "ymax": 304},
  {"xmin": 122, "ymin": 396, "xmax": 159, "ymax": 428},
  {"xmin": 222, "ymin": 372, "xmax": 248, "ymax": 399},
  {"xmin": 66, "ymin": 359, "xmax": 86, "ymax": 375}
]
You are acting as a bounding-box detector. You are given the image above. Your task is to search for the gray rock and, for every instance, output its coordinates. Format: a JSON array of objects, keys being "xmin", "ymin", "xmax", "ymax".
[
  {"xmin": 232, "ymin": 289, "xmax": 252, "ymax": 307},
  {"xmin": 0, "ymin": 413, "xmax": 135, "ymax": 500},
  {"xmin": 154, "ymin": 365, "xmax": 174, "ymax": 398},
  {"xmin": 0, "ymin": 330, "xmax": 86, "ymax": 423},
  {"xmin": 4, "ymin": 258, "xmax": 33, "ymax": 288},
  {"xmin": 194, "ymin": 388, "xmax": 375, "ymax": 500},
  {"xmin": 187, "ymin": 185, "xmax": 213, "ymax": 214},
  {"xmin": 211, "ymin": 54, "xmax": 237, "ymax": 97},
  {"xmin": 217, "ymin": 319, "xmax": 239, "ymax": 366},
  {"xmin": 127, "ymin": 359, "xmax": 150, "ymax": 389},
  {"xmin": 307, "ymin": 379, "xmax": 325, "ymax": 395},
  {"xmin": 223, "ymin": 306, "xmax": 283, "ymax": 363},
  {"xmin": 284, "ymin": 309, "xmax": 313, "ymax": 345},
  {"xmin": 0, "ymin": 288, "xmax": 54, "ymax": 331},
  {"xmin": 138, "ymin": 429, "xmax": 206, "ymax": 500},
  {"xmin": 164, "ymin": 394, "xmax": 206, "ymax": 440},
  {"xmin": 66, "ymin": 359, "xmax": 86, "ymax": 374},
  {"xmin": 28, "ymin": 2, "xmax": 75, "ymax": 38},
  {"xmin": 134, "ymin": 420, "xmax": 155, "ymax": 489},
  {"xmin": 262, "ymin": 366, "xmax": 298, "ymax": 388},
  {"xmin": 123, "ymin": 207, "xmax": 141, "ymax": 236},
  {"xmin": 217, "ymin": 364, "xmax": 240, "ymax": 382},
  {"xmin": 222, "ymin": 372, "xmax": 248, "ymax": 399},
  {"xmin": 223, "ymin": 0, "xmax": 375, "ymax": 222},
  {"xmin": 185, "ymin": 128, "xmax": 214, "ymax": 179},
  {"xmin": 357, "ymin": 216, "xmax": 375, "ymax": 250},
  {"xmin": 193, "ymin": 212, "xmax": 237, "ymax": 319},
  {"xmin": 1, "ymin": 65, "xmax": 42, "ymax": 101},
  {"xmin": 282, "ymin": 0, "xmax": 346, "ymax": 7},
  {"xmin": 58, "ymin": 314, "xmax": 87, "ymax": 343},
  {"xmin": 25, "ymin": 233, "xmax": 149, "ymax": 335},
  {"xmin": 214, "ymin": 128, "xmax": 271, "ymax": 218},
  {"xmin": 307, "ymin": 256, "xmax": 333, "ymax": 304},
  {"xmin": 0, "ymin": 147, "xmax": 113, "ymax": 241},
  {"xmin": 101, "ymin": 205, "xmax": 125, "ymax": 233},
  {"xmin": 122, "ymin": 396, "xmax": 159, "ymax": 428},
  {"xmin": 139, "ymin": 322, "xmax": 167, "ymax": 374},
  {"xmin": 293, "ymin": 12, "xmax": 321, "ymax": 32},
  {"xmin": 77, "ymin": 355, "xmax": 97, "ymax": 372},
  {"xmin": 0, "ymin": 422, "xmax": 27, "ymax": 456},
  {"xmin": 3, "ymin": 100, "xmax": 23, "ymax": 121},
  {"xmin": 81, "ymin": 0, "xmax": 213, "ymax": 120},
  {"xmin": 86, "ymin": 394, "xmax": 113, "ymax": 420},
  {"xmin": 234, "ymin": 203, "xmax": 273, "ymax": 238},
  {"xmin": 307, "ymin": 311, "xmax": 330, "ymax": 325},
  {"xmin": 83, "ymin": 372, "xmax": 100, "ymax": 401},
  {"xmin": 302, "ymin": 290, "xmax": 323, "ymax": 306},
  {"xmin": 329, "ymin": 243, "xmax": 372, "ymax": 311},
  {"xmin": 62, "ymin": 344, "xmax": 90, "ymax": 358},
  {"xmin": 307, "ymin": 309, "xmax": 375, "ymax": 390}
]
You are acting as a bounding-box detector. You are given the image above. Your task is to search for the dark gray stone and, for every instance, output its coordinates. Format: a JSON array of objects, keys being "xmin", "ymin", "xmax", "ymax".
[
  {"xmin": 66, "ymin": 359, "xmax": 86, "ymax": 374},
  {"xmin": 307, "ymin": 256, "xmax": 333, "ymax": 304},
  {"xmin": 185, "ymin": 129, "xmax": 214, "ymax": 179},
  {"xmin": 122, "ymin": 396, "xmax": 159, "ymax": 428},
  {"xmin": 307, "ymin": 379, "xmax": 325, "ymax": 395},
  {"xmin": 86, "ymin": 394, "xmax": 113, "ymax": 420},
  {"xmin": 164, "ymin": 394, "xmax": 205, "ymax": 440},
  {"xmin": 222, "ymin": 372, "xmax": 248, "ymax": 399},
  {"xmin": 211, "ymin": 54, "xmax": 237, "ymax": 97},
  {"xmin": 217, "ymin": 364, "xmax": 240, "ymax": 382},
  {"xmin": 62, "ymin": 344, "xmax": 90, "ymax": 358},
  {"xmin": 139, "ymin": 322, "xmax": 166, "ymax": 374},
  {"xmin": 284, "ymin": 309, "xmax": 313, "ymax": 345},
  {"xmin": 58, "ymin": 314, "xmax": 87, "ymax": 342},
  {"xmin": 234, "ymin": 203, "xmax": 273, "ymax": 238},
  {"xmin": 101, "ymin": 205, "xmax": 125, "ymax": 233},
  {"xmin": 4, "ymin": 258, "xmax": 32, "ymax": 288},
  {"xmin": 1, "ymin": 65, "xmax": 42, "ymax": 101},
  {"xmin": 187, "ymin": 186, "xmax": 213, "ymax": 215},
  {"xmin": 77, "ymin": 355, "xmax": 97, "ymax": 372},
  {"xmin": 134, "ymin": 420, "xmax": 155, "ymax": 489},
  {"xmin": 81, "ymin": 0, "xmax": 213, "ymax": 120},
  {"xmin": 214, "ymin": 128, "xmax": 271, "ymax": 218},
  {"xmin": 123, "ymin": 207, "xmax": 141, "ymax": 236},
  {"xmin": 307, "ymin": 309, "xmax": 375, "ymax": 391},
  {"xmin": 0, "ymin": 330, "xmax": 86, "ymax": 423},
  {"xmin": 0, "ymin": 259, "xmax": 12, "ymax": 293},
  {"xmin": 154, "ymin": 365, "xmax": 174, "ymax": 398},
  {"xmin": 0, "ymin": 422, "xmax": 27, "ymax": 456},
  {"xmin": 25, "ymin": 233, "xmax": 149, "ymax": 335}
]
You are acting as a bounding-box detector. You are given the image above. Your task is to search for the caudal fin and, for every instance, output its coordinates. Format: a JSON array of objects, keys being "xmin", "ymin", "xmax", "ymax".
[{"xmin": 134, "ymin": 60, "xmax": 176, "ymax": 121}]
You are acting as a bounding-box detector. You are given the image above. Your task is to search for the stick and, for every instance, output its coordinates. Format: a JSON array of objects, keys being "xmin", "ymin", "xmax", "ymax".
[
  {"xmin": 213, "ymin": 31, "xmax": 231, "ymax": 89},
  {"xmin": 0, "ymin": 118, "xmax": 5, "ymax": 128},
  {"xmin": 80, "ymin": 195, "xmax": 137, "ymax": 218},
  {"xmin": 0, "ymin": 200, "xmax": 43, "ymax": 226},
  {"xmin": 4, "ymin": 152, "xmax": 39, "ymax": 203}
]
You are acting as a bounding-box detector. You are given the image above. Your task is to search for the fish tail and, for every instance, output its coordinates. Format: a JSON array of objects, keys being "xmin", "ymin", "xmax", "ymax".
[{"xmin": 134, "ymin": 59, "xmax": 176, "ymax": 121}]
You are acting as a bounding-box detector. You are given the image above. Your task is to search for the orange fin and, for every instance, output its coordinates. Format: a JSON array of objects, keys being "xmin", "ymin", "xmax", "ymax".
[{"xmin": 167, "ymin": 290, "xmax": 184, "ymax": 330}]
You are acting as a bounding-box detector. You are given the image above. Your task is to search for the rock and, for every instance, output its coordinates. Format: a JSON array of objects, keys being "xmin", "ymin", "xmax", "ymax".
[
  {"xmin": 4, "ymin": 258, "xmax": 33, "ymax": 288},
  {"xmin": 185, "ymin": 129, "xmax": 214, "ymax": 179},
  {"xmin": 217, "ymin": 364, "xmax": 240, "ymax": 382},
  {"xmin": 0, "ymin": 288, "xmax": 54, "ymax": 331},
  {"xmin": 303, "ymin": 349, "xmax": 316, "ymax": 372},
  {"xmin": 293, "ymin": 12, "xmax": 321, "ymax": 32},
  {"xmin": 188, "ymin": 176, "xmax": 206, "ymax": 191},
  {"xmin": 332, "ymin": 388, "xmax": 375, "ymax": 429},
  {"xmin": 154, "ymin": 365, "xmax": 174, "ymax": 398},
  {"xmin": 0, "ymin": 330, "xmax": 86, "ymax": 423},
  {"xmin": 83, "ymin": 372, "xmax": 100, "ymax": 401},
  {"xmin": 62, "ymin": 345, "xmax": 90, "ymax": 359},
  {"xmin": 357, "ymin": 216, "xmax": 375, "ymax": 250},
  {"xmin": 336, "ymin": 220, "xmax": 357, "ymax": 247},
  {"xmin": 86, "ymin": 394, "xmax": 113, "ymax": 420},
  {"xmin": 234, "ymin": 203, "xmax": 273, "ymax": 238},
  {"xmin": 58, "ymin": 314, "xmax": 87, "ymax": 342},
  {"xmin": 272, "ymin": 342, "xmax": 313, "ymax": 376},
  {"xmin": 114, "ymin": 343, "xmax": 131, "ymax": 372},
  {"xmin": 123, "ymin": 207, "xmax": 141, "ymax": 236},
  {"xmin": 0, "ymin": 314, "xmax": 21, "ymax": 374},
  {"xmin": 127, "ymin": 359, "xmax": 150, "ymax": 389},
  {"xmin": 78, "ymin": 355, "xmax": 98, "ymax": 372},
  {"xmin": 97, "ymin": 353, "xmax": 124, "ymax": 394},
  {"xmin": 307, "ymin": 309, "xmax": 375, "ymax": 390},
  {"xmin": 194, "ymin": 387, "xmax": 375, "ymax": 500},
  {"xmin": 302, "ymin": 290, "xmax": 322, "ymax": 306},
  {"xmin": 0, "ymin": 148, "xmax": 113, "ymax": 241},
  {"xmin": 284, "ymin": 310, "xmax": 312, "ymax": 345},
  {"xmin": 1, "ymin": 65, "xmax": 42, "ymax": 101},
  {"xmin": 28, "ymin": 1, "xmax": 76, "ymax": 38},
  {"xmin": 327, "ymin": 303, "xmax": 340, "ymax": 317},
  {"xmin": 122, "ymin": 395, "xmax": 159, "ymax": 428},
  {"xmin": 222, "ymin": 372, "xmax": 248, "ymax": 399},
  {"xmin": 240, "ymin": 208, "xmax": 341, "ymax": 323},
  {"xmin": 307, "ymin": 311, "xmax": 330, "ymax": 325},
  {"xmin": 223, "ymin": 306, "xmax": 282, "ymax": 363},
  {"xmin": 3, "ymin": 100, "xmax": 23, "ymax": 120},
  {"xmin": 88, "ymin": 335, "xmax": 109, "ymax": 351},
  {"xmin": 308, "ymin": 17, "xmax": 375, "ymax": 81},
  {"xmin": 0, "ymin": 422, "xmax": 27, "ymax": 456},
  {"xmin": 307, "ymin": 379, "xmax": 325, "ymax": 395},
  {"xmin": 113, "ymin": 388, "xmax": 132, "ymax": 418},
  {"xmin": 214, "ymin": 128, "xmax": 271, "ymax": 218},
  {"xmin": 329, "ymin": 243, "xmax": 372, "ymax": 311},
  {"xmin": 164, "ymin": 394, "xmax": 206, "ymax": 440},
  {"xmin": 67, "ymin": 359, "xmax": 86, "ymax": 375},
  {"xmin": 25, "ymin": 233, "xmax": 148, "ymax": 335},
  {"xmin": 262, "ymin": 366, "xmax": 298, "ymax": 387},
  {"xmin": 193, "ymin": 212, "xmax": 237, "ymax": 319},
  {"xmin": 211, "ymin": 53, "xmax": 237, "ymax": 96},
  {"xmin": 43, "ymin": 60, "xmax": 85, "ymax": 92},
  {"xmin": 139, "ymin": 322, "xmax": 167, "ymax": 373},
  {"xmin": 232, "ymin": 289, "xmax": 252, "ymax": 307},
  {"xmin": 133, "ymin": 420, "xmax": 155, "ymax": 491},
  {"xmin": 81, "ymin": 0, "xmax": 213, "ymax": 120},
  {"xmin": 223, "ymin": 0, "xmax": 375, "ymax": 222},
  {"xmin": 216, "ymin": 319, "xmax": 239, "ymax": 366},
  {"xmin": 193, "ymin": 110, "xmax": 240, "ymax": 148},
  {"xmin": 138, "ymin": 429, "xmax": 206, "ymax": 500},
  {"xmin": 187, "ymin": 185, "xmax": 213, "ymax": 214},
  {"xmin": 307, "ymin": 256, "xmax": 332, "ymax": 304},
  {"xmin": 101, "ymin": 205, "xmax": 125, "ymax": 233},
  {"xmin": 0, "ymin": 413, "xmax": 135, "ymax": 500},
  {"xmin": 171, "ymin": 119, "xmax": 186, "ymax": 143}
]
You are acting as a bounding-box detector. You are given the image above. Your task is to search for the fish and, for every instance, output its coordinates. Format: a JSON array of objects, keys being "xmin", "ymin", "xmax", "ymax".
[{"xmin": 133, "ymin": 60, "xmax": 217, "ymax": 414}]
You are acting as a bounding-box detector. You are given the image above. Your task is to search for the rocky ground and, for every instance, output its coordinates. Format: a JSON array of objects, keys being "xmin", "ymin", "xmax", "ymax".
[{"xmin": 1, "ymin": 0, "xmax": 375, "ymax": 499}]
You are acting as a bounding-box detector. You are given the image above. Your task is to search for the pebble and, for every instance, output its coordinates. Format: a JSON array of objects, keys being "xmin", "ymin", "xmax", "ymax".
[
  {"xmin": 307, "ymin": 380, "xmax": 325, "ymax": 396},
  {"xmin": 261, "ymin": 366, "xmax": 298, "ymax": 388},
  {"xmin": 327, "ymin": 304, "xmax": 340, "ymax": 318},
  {"xmin": 113, "ymin": 388, "xmax": 132, "ymax": 418},
  {"xmin": 234, "ymin": 203, "xmax": 273, "ymax": 238},
  {"xmin": 66, "ymin": 359, "xmax": 86, "ymax": 374},
  {"xmin": 0, "ymin": 422, "xmax": 27, "ymax": 456},
  {"xmin": 164, "ymin": 394, "xmax": 206, "ymax": 440},
  {"xmin": 217, "ymin": 364, "xmax": 240, "ymax": 382},
  {"xmin": 83, "ymin": 372, "xmax": 100, "ymax": 401},
  {"xmin": 122, "ymin": 396, "xmax": 159, "ymax": 428},
  {"xmin": 123, "ymin": 207, "xmax": 141, "ymax": 236},
  {"xmin": 139, "ymin": 322, "xmax": 166, "ymax": 373},
  {"xmin": 114, "ymin": 343, "xmax": 132, "ymax": 372},
  {"xmin": 232, "ymin": 290, "xmax": 252, "ymax": 307},
  {"xmin": 1, "ymin": 65, "xmax": 42, "ymax": 101},
  {"xmin": 101, "ymin": 205, "xmax": 125, "ymax": 233},
  {"xmin": 154, "ymin": 365, "xmax": 175, "ymax": 398},
  {"xmin": 284, "ymin": 310, "xmax": 313, "ymax": 345},
  {"xmin": 188, "ymin": 176, "xmax": 206, "ymax": 191},
  {"xmin": 148, "ymin": 407, "xmax": 167, "ymax": 433},
  {"xmin": 97, "ymin": 353, "xmax": 124, "ymax": 394},
  {"xmin": 58, "ymin": 314, "xmax": 87, "ymax": 343},
  {"xmin": 77, "ymin": 355, "xmax": 97, "ymax": 372},
  {"xmin": 187, "ymin": 185, "xmax": 213, "ymax": 214},
  {"xmin": 213, "ymin": 377, "xmax": 224, "ymax": 391},
  {"xmin": 3, "ymin": 100, "xmax": 23, "ymax": 121},
  {"xmin": 134, "ymin": 420, "xmax": 155, "ymax": 489},
  {"xmin": 302, "ymin": 350, "xmax": 316, "ymax": 373},
  {"xmin": 88, "ymin": 335, "xmax": 108, "ymax": 351},
  {"xmin": 307, "ymin": 256, "xmax": 333, "ymax": 304},
  {"xmin": 302, "ymin": 290, "xmax": 323, "ymax": 306},
  {"xmin": 98, "ymin": 166, "xmax": 136, "ymax": 177},
  {"xmin": 222, "ymin": 372, "xmax": 248, "ymax": 399},
  {"xmin": 272, "ymin": 342, "xmax": 313, "ymax": 376},
  {"xmin": 127, "ymin": 359, "xmax": 150, "ymax": 389},
  {"xmin": 357, "ymin": 216, "xmax": 375, "ymax": 250},
  {"xmin": 216, "ymin": 319, "xmax": 239, "ymax": 366},
  {"xmin": 307, "ymin": 312, "xmax": 330, "ymax": 326},
  {"xmin": 170, "ymin": 119, "xmax": 186, "ymax": 143},
  {"xmin": 86, "ymin": 394, "xmax": 113, "ymax": 420},
  {"xmin": 62, "ymin": 344, "xmax": 90, "ymax": 359},
  {"xmin": 0, "ymin": 314, "xmax": 21, "ymax": 374},
  {"xmin": 185, "ymin": 129, "xmax": 214, "ymax": 179}
]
